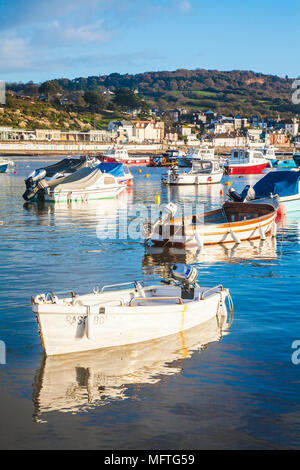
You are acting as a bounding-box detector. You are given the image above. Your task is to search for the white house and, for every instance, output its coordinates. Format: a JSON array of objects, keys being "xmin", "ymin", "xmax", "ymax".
[{"xmin": 285, "ymin": 118, "xmax": 299, "ymax": 137}]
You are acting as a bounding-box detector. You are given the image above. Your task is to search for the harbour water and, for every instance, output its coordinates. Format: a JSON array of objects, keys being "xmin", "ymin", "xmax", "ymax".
[{"xmin": 0, "ymin": 156, "xmax": 300, "ymax": 449}]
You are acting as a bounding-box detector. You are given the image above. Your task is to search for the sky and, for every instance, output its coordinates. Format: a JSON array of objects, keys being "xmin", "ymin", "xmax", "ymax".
[{"xmin": 0, "ymin": 0, "xmax": 299, "ymax": 83}]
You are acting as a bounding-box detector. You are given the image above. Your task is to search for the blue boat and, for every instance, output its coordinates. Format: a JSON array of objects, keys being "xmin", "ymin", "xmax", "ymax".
[
  {"xmin": 0, "ymin": 158, "xmax": 13, "ymax": 173},
  {"xmin": 97, "ymin": 162, "xmax": 133, "ymax": 185},
  {"xmin": 0, "ymin": 163, "xmax": 8, "ymax": 173},
  {"xmin": 229, "ymin": 155, "xmax": 300, "ymax": 212},
  {"xmin": 269, "ymin": 158, "xmax": 296, "ymax": 169}
]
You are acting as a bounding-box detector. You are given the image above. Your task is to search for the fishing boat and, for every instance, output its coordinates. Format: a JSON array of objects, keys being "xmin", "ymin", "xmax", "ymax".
[
  {"xmin": 228, "ymin": 156, "xmax": 300, "ymax": 212},
  {"xmin": 23, "ymin": 166, "xmax": 125, "ymax": 203},
  {"xmin": 177, "ymin": 146, "xmax": 214, "ymax": 167},
  {"xmin": 31, "ymin": 264, "xmax": 232, "ymax": 356},
  {"xmin": 97, "ymin": 162, "xmax": 133, "ymax": 186},
  {"xmin": 99, "ymin": 147, "xmax": 150, "ymax": 166},
  {"xmin": 224, "ymin": 148, "xmax": 269, "ymax": 175},
  {"xmin": 145, "ymin": 200, "xmax": 278, "ymax": 248},
  {"xmin": 162, "ymin": 160, "xmax": 223, "ymax": 185},
  {"xmin": 0, "ymin": 157, "xmax": 14, "ymax": 173}
]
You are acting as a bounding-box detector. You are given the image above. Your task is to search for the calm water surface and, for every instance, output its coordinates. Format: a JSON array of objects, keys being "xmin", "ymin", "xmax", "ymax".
[{"xmin": 0, "ymin": 156, "xmax": 300, "ymax": 450}]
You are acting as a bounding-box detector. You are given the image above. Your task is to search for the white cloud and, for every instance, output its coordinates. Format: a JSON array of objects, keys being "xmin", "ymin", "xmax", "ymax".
[
  {"xmin": 0, "ymin": 36, "xmax": 32, "ymax": 72},
  {"xmin": 178, "ymin": 1, "xmax": 192, "ymax": 12}
]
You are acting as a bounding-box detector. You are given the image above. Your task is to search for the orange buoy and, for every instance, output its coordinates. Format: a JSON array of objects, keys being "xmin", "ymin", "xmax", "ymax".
[{"xmin": 126, "ymin": 180, "xmax": 133, "ymax": 187}]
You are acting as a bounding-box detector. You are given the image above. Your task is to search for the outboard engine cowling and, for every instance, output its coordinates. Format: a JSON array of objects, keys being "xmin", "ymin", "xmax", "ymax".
[
  {"xmin": 25, "ymin": 169, "xmax": 47, "ymax": 190},
  {"xmin": 228, "ymin": 187, "xmax": 242, "ymax": 202},
  {"xmin": 240, "ymin": 185, "xmax": 255, "ymax": 202},
  {"xmin": 171, "ymin": 264, "xmax": 198, "ymax": 299},
  {"xmin": 171, "ymin": 264, "xmax": 198, "ymax": 285}
]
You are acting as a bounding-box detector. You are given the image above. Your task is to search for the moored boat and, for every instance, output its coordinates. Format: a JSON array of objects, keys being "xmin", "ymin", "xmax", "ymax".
[
  {"xmin": 228, "ymin": 157, "xmax": 300, "ymax": 212},
  {"xmin": 0, "ymin": 157, "xmax": 14, "ymax": 173},
  {"xmin": 99, "ymin": 147, "xmax": 150, "ymax": 166},
  {"xmin": 224, "ymin": 148, "xmax": 269, "ymax": 175},
  {"xmin": 145, "ymin": 200, "xmax": 278, "ymax": 248},
  {"xmin": 32, "ymin": 264, "xmax": 232, "ymax": 356},
  {"xmin": 162, "ymin": 160, "xmax": 223, "ymax": 185},
  {"xmin": 97, "ymin": 162, "xmax": 133, "ymax": 186},
  {"xmin": 177, "ymin": 146, "xmax": 214, "ymax": 167},
  {"xmin": 23, "ymin": 166, "xmax": 125, "ymax": 203}
]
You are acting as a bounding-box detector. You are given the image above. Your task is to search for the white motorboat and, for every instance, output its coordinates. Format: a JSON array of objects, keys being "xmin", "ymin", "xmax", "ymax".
[
  {"xmin": 162, "ymin": 160, "xmax": 223, "ymax": 185},
  {"xmin": 177, "ymin": 146, "xmax": 214, "ymax": 167},
  {"xmin": 24, "ymin": 167, "xmax": 125, "ymax": 203},
  {"xmin": 32, "ymin": 264, "xmax": 232, "ymax": 356}
]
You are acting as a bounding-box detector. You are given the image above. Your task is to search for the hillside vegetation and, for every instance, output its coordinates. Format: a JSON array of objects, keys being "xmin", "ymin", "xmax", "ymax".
[{"xmin": 2, "ymin": 69, "xmax": 300, "ymax": 130}]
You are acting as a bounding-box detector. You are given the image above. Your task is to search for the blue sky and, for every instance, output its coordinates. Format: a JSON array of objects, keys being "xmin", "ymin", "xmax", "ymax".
[{"xmin": 0, "ymin": 0, "xmax": 299, "ymax": 83}]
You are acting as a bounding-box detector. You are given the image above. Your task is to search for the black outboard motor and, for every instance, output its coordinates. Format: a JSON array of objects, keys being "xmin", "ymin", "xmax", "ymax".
[
  {"xmin": 171, "ymin": 264, "xmax": 198, "ymax": 300},
  {"xmin": 239, "ymin": 185, "xmax": 256, "ymax": 202},
  {"xmin": 228, "ymin": 187, "xmax": 242, "ymax": 202},
  {"xmin": 23, "ymin": 169, "xmax": 47, "ymax": 201}
]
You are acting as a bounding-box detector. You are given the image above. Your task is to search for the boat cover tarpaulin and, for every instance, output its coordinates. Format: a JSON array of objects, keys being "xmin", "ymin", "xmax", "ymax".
[
  {"xmin": 254, "ymin": 170, "xmax": 300, "ymax": 198},
  {"xmin": 97, "ymin": 162, "xmax": 127, "ymax": 177},
  {"xmin": 38, "ymin": 156, "xmax": 87, "ymax": 178},
  {"xmin": 50, "ymin": 167, "xmax": 104, "ymax": 191}
]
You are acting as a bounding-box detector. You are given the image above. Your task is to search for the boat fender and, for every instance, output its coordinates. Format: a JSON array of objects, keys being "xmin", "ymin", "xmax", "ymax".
[{"xmin": 277, "ymin": 203, "xmax": 286, "ymax": 217}]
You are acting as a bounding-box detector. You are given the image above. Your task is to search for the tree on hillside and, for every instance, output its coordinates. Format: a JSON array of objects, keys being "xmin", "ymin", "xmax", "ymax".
[
  {"xmin": 39, "ymin": 80, "xmax": 62, "ymax": 99},
  {"xmin": 83, "ymin": 90, "xmax": 107, "ymax": 112},
  {"xmin": 113, "ymin": 88, "xmax": 141, "ymax": 110}
]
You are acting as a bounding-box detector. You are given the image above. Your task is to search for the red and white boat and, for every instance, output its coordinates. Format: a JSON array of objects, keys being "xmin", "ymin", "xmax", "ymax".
[
  {"xmin": 224, "ymin": 148, "xmax": 269, "ymax": 175},
  {"xmin": 98, "ymin": 147, "xmax": 150, "ymax": 166}
]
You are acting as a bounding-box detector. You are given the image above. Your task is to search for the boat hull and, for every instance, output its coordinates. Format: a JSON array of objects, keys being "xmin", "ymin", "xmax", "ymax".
[
  {"xmin": 279, "ymin": 195, "xmax": 300, "ymax": 212},
  {"xmin": 163, "ymin": 172, "xmax": 223, "ymax": 185},
  {"xmin": 0, "ymin": 164, "xmax": 8, "ymax": 173},
  {"xmin": 43, "ymin": 185, "xmax": 125, "ymax": 203},
  {"xmin": 33, "ymin": 287, "xmax": 228, "ymax": 356},
  {"xmin": 151, "ymin": 207, "xmax": 277, "ymax": 247},
  {"xmin": 224, "ymin": 163, "xmax": 268, "ymax": 175},
  {"xmin": 100, "ymin": 156, "xmax": 150, "ymax": 166}
]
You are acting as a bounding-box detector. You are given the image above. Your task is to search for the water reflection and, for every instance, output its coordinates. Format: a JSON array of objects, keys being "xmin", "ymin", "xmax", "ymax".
[
  {"xmin": 23, "ymin": 191, "xmax": 132, "ymax": 232},
  {"xmin": 32, "ymin": 316, "xmax": 229, "ymax": 420},
  {"xmin": 143, "ymin": 237, "xmax": 277, "ymax": 276},
  {"xmin": 164, "ymin": 182, "xmax": 225, "ymax": 208}
]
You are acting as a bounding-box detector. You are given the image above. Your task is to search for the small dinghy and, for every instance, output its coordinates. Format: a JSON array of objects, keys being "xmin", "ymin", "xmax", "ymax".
[
  {"xmin": 23, "ymin": 166, "xmax": 125, "ymax": 203},
  {"xmin": 32, "ymin": 264, "xmax": 232, "ymax": 356},
  {"xmin": 162, "ymin": 160, "xmax": 223, "ymax": 185},
  {"xmin": 0, "ymin": 157, "xmax": 14, "ymax": 173},
  {"xmin": 145, "ymin": 200, "xmax": 278, "ymax": 248}
]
